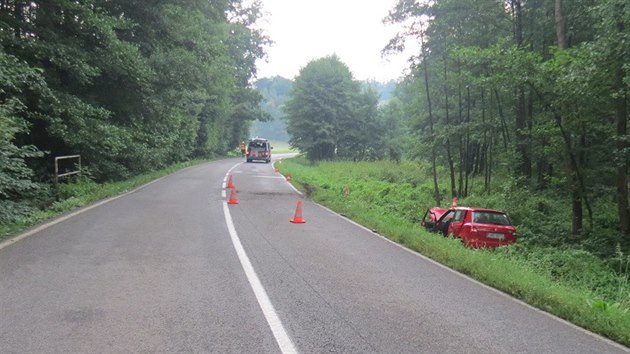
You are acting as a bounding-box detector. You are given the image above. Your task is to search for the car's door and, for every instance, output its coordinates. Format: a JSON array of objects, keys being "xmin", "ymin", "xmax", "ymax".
[
  {"xmin": 447, "ymin": 209, "xmax": 467, "ymax": 237},
  {"xmin": 436, "ymin": 210, "xmax": 455, "ymax": 236}
]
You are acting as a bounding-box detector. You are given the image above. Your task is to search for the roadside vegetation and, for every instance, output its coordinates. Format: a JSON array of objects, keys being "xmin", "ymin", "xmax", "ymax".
[{"xmin": 278, "ymin": 157, "xmax": 630, "ymax": 347}]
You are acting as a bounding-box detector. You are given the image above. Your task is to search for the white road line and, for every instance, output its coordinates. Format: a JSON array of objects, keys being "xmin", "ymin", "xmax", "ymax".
[
  {"xmin": 222, "ymin": 167, "xmax": 298, "ymax": 354},
  {"xmin": 272, "ymin": 157, "xmax": 303, "ymax": 196},
  {"xmin": 285, "ymin": 182, "xmax": 302, "ymax": 196}
]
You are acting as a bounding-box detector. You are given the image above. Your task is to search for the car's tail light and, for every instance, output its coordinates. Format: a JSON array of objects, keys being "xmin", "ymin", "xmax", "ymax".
[
  {"xmin": 263, "ymin": 151, "xmax": 269, "ymax": 157},
  {"xmin": 246, "ymin": 150, "xmax": 250, "ymax": 156}
]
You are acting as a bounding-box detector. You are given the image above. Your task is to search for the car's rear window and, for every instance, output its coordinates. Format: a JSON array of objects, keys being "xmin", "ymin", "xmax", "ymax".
[
  {"xmin": 248, "ymin": 141, "xmax": 267, "ymax": 148},
  {"xmin": 472, "ymin": 211, "xmax": 511, "ymax": 226}
]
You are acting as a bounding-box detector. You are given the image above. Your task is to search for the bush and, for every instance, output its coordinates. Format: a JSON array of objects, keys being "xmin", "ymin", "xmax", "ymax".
[{"xmin": 0, "ymin": 105, "xmax": 45, "ymax": 224}]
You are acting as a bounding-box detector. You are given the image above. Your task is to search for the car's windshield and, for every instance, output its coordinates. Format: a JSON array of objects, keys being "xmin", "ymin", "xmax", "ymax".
[{"xmin": 472, "ymin": 211, "xmax": 511, "ymax": 226}]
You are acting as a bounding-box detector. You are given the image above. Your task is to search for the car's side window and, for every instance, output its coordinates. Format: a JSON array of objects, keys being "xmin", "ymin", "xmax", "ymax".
[{"xmin": 453, "ymin": 210, "xmax": 466, "ymax": 222}]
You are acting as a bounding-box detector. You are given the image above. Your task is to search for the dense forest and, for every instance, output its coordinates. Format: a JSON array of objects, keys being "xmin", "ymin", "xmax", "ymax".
[
  {"xmin": 0, "ymin": 0, "xmax": 267, "ymax": 222},
  {"xmin": 387, "ymin": 0, "xmax": 630, "ymax": 254},
  {"xmin": 382, "ymin": 0, "xmax": 630, "ymax": 253},
  {"xmin": 279, "ymin": 0, "xmax": 629, "ymax": 257}
]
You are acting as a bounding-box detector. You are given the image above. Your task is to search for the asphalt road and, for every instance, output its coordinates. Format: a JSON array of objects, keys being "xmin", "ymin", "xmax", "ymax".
[{"xmin": 0, "ymin": 155, "xmax": 628, "ymax": 353}]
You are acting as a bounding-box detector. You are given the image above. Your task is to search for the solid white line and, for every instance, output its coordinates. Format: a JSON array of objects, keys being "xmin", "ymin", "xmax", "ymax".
[
  {"xmin": 222, "ymin": 167, "xmax": 298, "ymax": 354},
  {"xmin": 272, "ymin": 156, "xmax": 303, "ymax": 196},
  {"xmin": 284, "ymin": 180, "xmax": 302, "ymax": 196}
]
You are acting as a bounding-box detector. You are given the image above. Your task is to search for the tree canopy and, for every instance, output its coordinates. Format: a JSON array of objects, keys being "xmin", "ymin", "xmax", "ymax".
[
  {"xmin": 252, "ymin": 76, "xmax": 292, "ymax": 141},
  {"xmin": 0, "ymin": 0, "xmax": 267, "ymax": 222},
  {"xmin": 284, "ymin": 55, "xmax": 386, "ymax": 161},
  {"xmin": 385, "ymin": 0, "xmax": 630, "ymax": 250}
]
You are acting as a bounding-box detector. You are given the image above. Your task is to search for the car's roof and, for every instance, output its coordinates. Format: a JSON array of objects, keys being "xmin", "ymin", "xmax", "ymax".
[
  {"xmin": 451, "ymin": 206, "xmax": 507, "ymax": 213},
  {"xmin": 427, "ymin": 206, "xmax": 507, "ymax": 214},
  {"xmin": 428, "ymin": 207, "xmax": 446, "ymax": 213}
]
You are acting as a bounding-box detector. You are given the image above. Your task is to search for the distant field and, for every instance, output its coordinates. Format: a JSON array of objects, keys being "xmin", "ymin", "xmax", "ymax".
[{"xmin": 270, "ymin": 140, "xmax": 296, "ymax": 153}]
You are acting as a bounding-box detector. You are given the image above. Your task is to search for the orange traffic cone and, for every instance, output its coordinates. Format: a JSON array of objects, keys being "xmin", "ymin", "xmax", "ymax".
[
  {"xmin": 290, "ymin": 200, "xmax": 306, "ymax": 223},
  {"xmin": 226, "ymin": 175, "xmax": 235, "ymax": 189},
  {"xmin": 228, "ymin": 187, "xmax": 239, "ymax": 205}
]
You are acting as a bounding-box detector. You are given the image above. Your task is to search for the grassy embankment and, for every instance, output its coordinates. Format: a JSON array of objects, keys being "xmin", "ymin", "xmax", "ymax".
[
  {"xmin": 0, "ymin": 159, "xmax": 215, "ymax": 241},
  {"xmin": 276, "ymin": 157, "xmax": 630, "ymax": 347}
]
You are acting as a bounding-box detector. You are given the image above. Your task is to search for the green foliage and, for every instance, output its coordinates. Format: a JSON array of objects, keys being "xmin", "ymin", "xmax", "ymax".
[
  {"xmin": 0, "ymin": 50, "xmax": 47, "ymax": 223},
  {"xmin": 386, "ymin": 0, "xmax": 630, "ymax": 246},
  {"xmin": 0, "ymin": 108, "xmax": 46, "ymax": 222},
  {"xmin": 377, "ymin": 98, "xmax": 410, "ymax": 162},
  {"xmin": 284, "ymin": 55, "xmax": 388, "ymax": 161},
  {"xmin": 284, "ymin": 55, "xmax": 358, "ymax": 160},
  {"xmin": 254, "ymin": 77, "xmax": 403, "ymax": 152},
  {"xmin": 0, "ymin": 0, "xmax": 268, "ymax": 227},
  {"xmin": 0, "ymin": 0, "xmax": 267, "ymax": 183}
]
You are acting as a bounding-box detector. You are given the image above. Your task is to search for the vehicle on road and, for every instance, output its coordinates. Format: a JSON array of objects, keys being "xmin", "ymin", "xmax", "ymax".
[
  {"xmin": 421, "ymin": 206, "xmax": 517, "ymax": 248},
  {"xmin": 246, "ymin": 138, "xmax": 272, "ymax": 163}
]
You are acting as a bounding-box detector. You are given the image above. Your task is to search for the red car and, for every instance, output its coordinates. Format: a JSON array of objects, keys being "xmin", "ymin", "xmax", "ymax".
[{"xmin": 421, "ymin": 206, "xmax": 517, "ymax": 248}]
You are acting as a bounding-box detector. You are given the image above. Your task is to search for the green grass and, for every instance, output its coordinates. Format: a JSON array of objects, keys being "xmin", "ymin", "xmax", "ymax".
[
  {"xmin": 276, "ymin": 157, "xmax": 630, "ymax": 347},
  {"xmin": 0, "ymin": 159, "xmax": 212, "ymax": 241}
]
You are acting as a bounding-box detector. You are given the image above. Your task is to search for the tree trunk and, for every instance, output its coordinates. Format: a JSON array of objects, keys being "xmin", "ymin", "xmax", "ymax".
[
  {"xmin": 615, "ymin": 1, "xmax": 630, "ymax": 239},
  {"xmin": 515, "ymin": 88, "xmax": 531, "ymax": 179},
  {"xmin": 555, "ymin": 0, "xmax": 584, "ymax": 236},
  {"xmin": 528, "ymin": 84, "xmax": 594, "ymax": 233},
  {"xmin": 464, "ymin": 85, "xmax": 472, "ymax": 197},
  {"xmin": 513, "ymin": 0, "xmax": 531, "ymax": 181},
  {"xmin": 457, "ymin": 58, "xmax": 464, "ymax": 198},
  {"xmin": 444, "ymin": 57, "xmax": 456, "ymax": 198},
  {"xmin": 420, "ymin": 28, "xmax": 441, "ymax": 206},
  {"xmin": 494, "ymin": 89, "xmax": 510, "ymax": 149},
  {"xmin": 555, "ymin": 0, "xmax": 567, "ymax": 49},
  {"xmin": 13, "ymin": 0, "xmax": 24, "ymax": 38},
  {"xmin": 536, "ymin": 137, "xmax": 551, "ymax": 190}
]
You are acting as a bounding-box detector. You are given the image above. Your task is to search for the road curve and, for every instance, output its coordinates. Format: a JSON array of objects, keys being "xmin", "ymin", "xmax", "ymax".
[{"xmin": 0, "ymin": 156, "xmax": 627, "ymax": 353}]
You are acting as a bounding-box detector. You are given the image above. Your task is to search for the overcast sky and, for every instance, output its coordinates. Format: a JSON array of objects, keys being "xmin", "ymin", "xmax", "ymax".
[{"xmin": 254, "ymin": 0, "xmax": 413, "ymax": 82}]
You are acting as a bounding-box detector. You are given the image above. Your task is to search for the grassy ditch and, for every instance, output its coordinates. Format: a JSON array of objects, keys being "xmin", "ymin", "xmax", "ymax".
[
  {"xmin": 276, "ymin": 157, "xmax": 630, "ymax": 347},
  {"xmin": 0, "ymin": 159, "xmax": 212, "ymax": 241}
]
